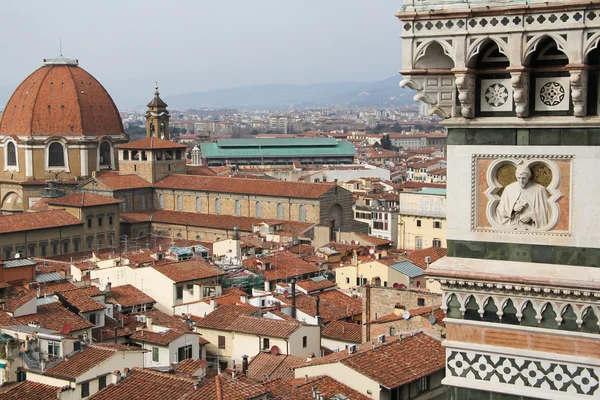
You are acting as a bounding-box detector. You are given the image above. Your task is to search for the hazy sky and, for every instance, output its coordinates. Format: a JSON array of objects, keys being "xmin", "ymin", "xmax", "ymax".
[{"xmin": 0, "ymin": 0, "xmax": 404, "ymax": 108}]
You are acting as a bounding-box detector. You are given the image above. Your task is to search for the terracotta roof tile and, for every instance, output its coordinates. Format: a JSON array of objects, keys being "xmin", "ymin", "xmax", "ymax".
[
  {"xmin": 227, "ymin": 315, "xmax": 300, "ymax": 338},
  {"xmin": 154, "ymin": 174, "xmax": 336, "ymax": 199},
  {"xmin": 89, "ymin": 368, "xmax": 194, "ymax": 400},
  {"xmin": 296, "ymin": 278, "xmax": 336, "ymax": 293},
  {"xmin": 120, "ymin": 210, "xmax": 314, "ymax": 237},
  {"xmin": 0, "ymin": 381, "xmax": 59, "ymax": 400},
  {"xmin": 243, "ymin": 252, "xmax": 322, "ymax": 283},
  {"xmin": 405, "ymin": 247, "xmax": 447, "ymax": 270},
  {"xmin": 0, "ymin": 210, "xmax": 81, "ymax": 234},
  {"xmin": 47, "ymin": 192, "xmax": 122, "ymax": 207},
  {"xmin": 13, "ymin": 301, "xmax": 93, "ymax": 332},
  {"xmin": 187, "ymin": 165, "xmax": 217, "ymax": 176},
  {"xmin": 95, "ymin": 171, "xmax": 152, "ymax": 190},
  {"xmin": 195, "ymin": 304, "xmax": 259, "ymax": 330},
  {"xmin": 173, "ymin": 358, "xmax": 206, "ymax": 377},
  {"xmin": 266, "ymin": 375, "xmax": 371, "ymax": 400},
  {"xmin": 321, "ymin": 320, "xmax": 362, "ymax": 344},
  {"xmin": 187, "ymin": 374, "xmax": 269, "ymax": 400},
  {"xmin": 355, "ymin": 233, "xmax": 393, "ymax": 247},
  {"xmin": 340, "ymin": 332, "xmax": 444, "ymax": 389},
  {"xmin": 129, "ymin": 328, "xmax": 189, "ymax": 346},
  {"xmin": 246, "ymin": 352, "xmax": 305, "ymax": 383},
  {"xmin": 4, "ymin": 290, "xmax": 36, "ymax": 313},
  {"xmin": 59, "ymin": 290, "xmax": 105, "ymax": 313},
  {"xmin": 45, "ymin": 345, "xmax": 118, "ymax": 380},
  {"xmin": 152, "ymin": 259, "xmax": 225, "ymax": 283},
  {"xmin": 107, "ymin": 285, "xmax": 156, "ymax": 308}
]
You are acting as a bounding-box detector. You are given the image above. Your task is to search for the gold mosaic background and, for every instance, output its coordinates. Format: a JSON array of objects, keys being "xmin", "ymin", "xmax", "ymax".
[{"xmin": 497, "ymin": 163, "xmax": 552, "ymax": 196}]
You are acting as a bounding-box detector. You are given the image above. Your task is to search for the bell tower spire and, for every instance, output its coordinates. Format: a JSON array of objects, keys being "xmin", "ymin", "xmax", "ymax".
[{"xmin": 145, "ymin": 83, "xmax": 170, "ymax": 139}]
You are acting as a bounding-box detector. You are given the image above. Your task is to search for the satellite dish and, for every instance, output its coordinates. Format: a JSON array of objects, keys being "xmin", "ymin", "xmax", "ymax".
[
  {"xmin": 199, "ymin": 360, "xmax": 207, "ymax": 367},
  {"xmin": 270, "ymin": 345, "xmax": 280, "ymax": 355},
  {"xmin": 402, "ymin": 311, "xmax": 410, "ymax": 320},
  {"xmin": 393, "ymin": 283, "xmax": 401, "ymax": 289},
  {"xmin": 428, "ymin": 315, "xmax": 436, "ymax": 324},
  {"xmin": 369, "ymin": 249, "xmax": 375, "ymax": 255},
  {"xmin": 61, "ymin": 323, "xmax": 72, "ymax": 335},
  {"xmin": 99, "ymin": 283, "xmax": 106, "ymax": 292}
]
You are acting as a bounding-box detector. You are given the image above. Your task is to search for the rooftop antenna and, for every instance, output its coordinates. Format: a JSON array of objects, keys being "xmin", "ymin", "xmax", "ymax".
[{"xmin": 59, "ymin": 37, "xmax": 62, "ymax": 56}]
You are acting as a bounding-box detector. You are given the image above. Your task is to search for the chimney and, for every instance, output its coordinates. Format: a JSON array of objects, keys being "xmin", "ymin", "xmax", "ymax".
[
  {"xmin": 210, "ymin": 299, "xmax": 217, "ymax": 309},
  {"xmin": 111, "ymin": 370, "xmax": 121, "ymax": 385},
  {"xmin": 146, "ymin": 317, "xmax": 153, "ymax": 330},
  {"xmin": 242, "ymin": 354, "xmax": 249, "ymax": 375},
  {"xmin": 114, "ymin": 327, "xmax": 118, "ymax": 344},
  {"xmin": 291, "ymin": 279, "xmax": 297, "ymax": 319}
]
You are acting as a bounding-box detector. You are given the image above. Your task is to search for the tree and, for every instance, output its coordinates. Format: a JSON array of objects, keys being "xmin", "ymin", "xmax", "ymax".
[
  {"xmin": 171, "ymin": 127, "xmax": 182, "ymax": 135},
  {"xmin": 380, "ymin": 134, "xmax": 393, "ymax": 150},
  {"xmin": 181, "ymin": 128, "xmax": 187, "ymax": 134},
  {"xmin": 251, "ymin": 129, "xmax": 259, "ymax": 135}
]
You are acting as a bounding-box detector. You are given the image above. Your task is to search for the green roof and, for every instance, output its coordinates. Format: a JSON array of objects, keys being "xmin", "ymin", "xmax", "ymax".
[
  {"xmin": 201, "ymin": 138, "xmax": 356, "ymax": 159},
  {"xmin": 419, "ymin": 188, "xmax": 447, "ymax": 196}
]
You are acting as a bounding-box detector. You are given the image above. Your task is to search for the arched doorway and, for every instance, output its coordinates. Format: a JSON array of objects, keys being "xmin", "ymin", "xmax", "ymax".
[{"xmin": 328, "ymin": 203, "xmax": 344, "ymax": 229}]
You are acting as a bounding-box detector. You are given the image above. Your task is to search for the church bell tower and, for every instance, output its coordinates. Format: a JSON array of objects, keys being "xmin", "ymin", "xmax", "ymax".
[{"xmin": 146, "ymin": 84, "xmax": 170, "ymax": 139}]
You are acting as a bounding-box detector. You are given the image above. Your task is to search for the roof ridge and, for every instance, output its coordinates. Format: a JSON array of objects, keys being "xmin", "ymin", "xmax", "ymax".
[{"xmin": 215, "ymin": 375, "xmax": 223, "ymax": 400}]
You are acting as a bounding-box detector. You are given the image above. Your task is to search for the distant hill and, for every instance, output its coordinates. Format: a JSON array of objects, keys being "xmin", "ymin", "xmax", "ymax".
[{"xmin": 164, "ymin": 76, "xmax": 414, "ymax": 110}]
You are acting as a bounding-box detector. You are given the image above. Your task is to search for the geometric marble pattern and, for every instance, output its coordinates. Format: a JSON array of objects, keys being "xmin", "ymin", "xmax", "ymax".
[
  {"xmin": 448, "ymin": 351, "xmax": 600, "ymax": 397},
  {"xmin": 481, "ymin": 79, "xmax": 513, "ymax": 112},
  {"xmin": 535, "ymin": 77, "xmax": 570, "ymax": 111}
]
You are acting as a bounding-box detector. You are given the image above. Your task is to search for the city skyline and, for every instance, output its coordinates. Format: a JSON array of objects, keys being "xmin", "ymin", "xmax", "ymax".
[{"xmin": 0, "ymin": 0, "xmax": 403, "ymax": 109}]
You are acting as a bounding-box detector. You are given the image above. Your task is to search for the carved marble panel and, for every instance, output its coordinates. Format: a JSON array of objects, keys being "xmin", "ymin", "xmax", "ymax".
[
  {"xmin": 480, "ymin": 79, "xmax": 513, "ymax": 112},
  {"xmin": 471, "ymin": 154, "xmax": 572, "ymax": 235},
  {"xmin": 534, "ymin": 77, "xmax": 570, "ymax": 112}
]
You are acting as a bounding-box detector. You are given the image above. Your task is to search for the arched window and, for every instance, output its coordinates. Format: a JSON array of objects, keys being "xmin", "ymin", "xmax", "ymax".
[
  {"xmin": 582, "ymin": 308, "xmax": 600, "ymax": 334},
  {"xmin": 48, "ymin": 142, "xmax": 65, "ymax": 167},
  {"xmin": 255, "ymin": 201, "xmax": 262, "ymax": 218},
  {"xmin": 559, "ymin": 305, "xmax": 578, "ymax": 332},
  {"xmin": 501, "ymin": 299, "xmax": 519, "ymax": 325},
  {"xmin": 277, "ymin": 203, "xmax": 283, "ymax": 220},
  {"xmin": 175, "ymin": 150, "xmax": 181, "ymax": 160},
  {"xmin": 196, "ymin": 197, "xmax": 201, "ymax": 213},
  {"xmin": 195, "ymin": 234, "xmax": 202, "ymax": 241},
  {"xmin": 235, "ymin": 200, "xmax": 241, "ymax": 216},
  {"xmin": 215, "ymin": 198, "xmax": 221, "ymax": 215},
  {"xmin": 176, "ymin": 233, "xmax": 183, "ymax": 239},
  {"xmin": 177, "ymin": 195, "xmax": 183, "ymax": 211},
  {"xmin": 521, "ymin": 301, "xmax": 538, "ymax": 327},
  {"xmin": 446, "ymin": 294, "xmax": 462, "ymax": 319},
  {"xmin": 464, "ymin": 296, "xmax": 481, "ymax": 321},
  {"xmin": 541, "ymin": 303, "xmax": 559, "ymax": 329},
  {"xmin": 123, "ymin": 150, "xmax": 129, "ymax": 161},
  {"xmin": 482, "ymin": 298, "xmax": 499, "ymax": 323},
  {"xmin": 99, "ymin": 142, "xmax": 111, "ymax": 166},
  {"xmin": 299, "ymin": 205, "xmax": 306, "ymax": 222},
  {"xmin": 6, "ymin": 142, "xmax": 17, "ymax": 167},
  {"xmin": 158, "ymin": 194, "xmax": 164, "ymax": 209}
]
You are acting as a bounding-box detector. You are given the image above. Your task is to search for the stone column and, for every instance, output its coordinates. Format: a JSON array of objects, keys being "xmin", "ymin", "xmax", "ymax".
[
  {"xmin": 568, "ymin": 65, "xmax": 589, "ymax": 117},
  {"xmin": 509, "ymin": 68, "xmax": 530, "ymax": 118},
  {"xmin": 454, "ymin": 70, "xmax": 476, "ymax": 119}
]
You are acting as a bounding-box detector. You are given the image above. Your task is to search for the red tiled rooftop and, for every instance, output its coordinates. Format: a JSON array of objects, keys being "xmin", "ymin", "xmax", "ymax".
[
  {"xmin": 266, "ymin": 375, "xmax": 371, "ymax": 400},
  {"xmin": 107, "ymin": 284, "xmax": 156, "ymax": 308},
  {"xmin": 129, "ymin": 328, "xmax": 189, "ymax": 346},
  {"xmin": 187, "ymin": 373, "xmax": 269, "ymax": 400},
  {"xmin": 243, "ymin": 251, "xmax": 322, "ymax": 283},
  {"xmin": 195, "ymin": 303, "xmax": 259, "ymax": 331},
  {"xmin": 321, "ymin": 320, "xmax": 362, "ymax": 344},
  {"xmin": 95, "ymin": 171, "xmax": 152, "ymax": 190},
  {"xmin": 47, "ymin": 192, "xmax": 122, "ymax": 208},
  {"xmin": 246, "ymin": 352, "xmax": 305, "ymax": 383},
  {"xmin": 45, "ymin": 346, "xmax": 120, "ymax": 380},
  {"xmin": 227, "ymin": 315, "xmax": 300, "ymax": 338},
  {"xmin": 13, "ymin": 301, "xmax": 93, "ymax": 332},
  {"xmin": 154, "ymin": 174, "xmax": 336, "ymax": 199},
  {"xmin": 59, "ymin": 290, "xmax": 105, "ymax": 313},
  {"xmin": 120, "ymin": 210, "xmax": 314, "ymax": 237},
  {"xmin": 0, "ymin": 381, "xmax": 60, "ymax": 400},
  {"xmin": 152, "ymin": 259, "xmax": 225, "ymax": 283},
  {"xmin": 0, "ymin": 210, "xmax": 81, "ymax": 234},
  {"xmin": 405, "ymin": 247, "xmax": 447, "ymax": 270}
]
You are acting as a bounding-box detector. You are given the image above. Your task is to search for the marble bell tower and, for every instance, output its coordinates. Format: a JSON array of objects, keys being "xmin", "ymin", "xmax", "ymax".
[{"xmin": 396, "ymin": 1, "xmax": 600, "ymax": 399}]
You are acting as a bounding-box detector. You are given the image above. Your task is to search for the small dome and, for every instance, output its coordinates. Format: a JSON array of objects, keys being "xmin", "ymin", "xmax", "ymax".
[{"xmin": 0, "ymin": 57, "xmax": 125, "ymax": 137}]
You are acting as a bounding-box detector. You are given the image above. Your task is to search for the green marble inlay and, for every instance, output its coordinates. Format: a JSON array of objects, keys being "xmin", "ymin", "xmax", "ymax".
[
  {"xmin": 448, "ymin": 128, "xmax": 600, "ymax": 146},
  {"xmin": 447, "ymin": 240, "xmax": 599, "ymax": 268}
]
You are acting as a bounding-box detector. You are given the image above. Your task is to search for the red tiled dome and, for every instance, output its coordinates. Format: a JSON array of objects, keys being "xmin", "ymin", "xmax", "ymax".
[{"xmin": 0, "ymin": 57, "xmax": 124, "ymax": 137}]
